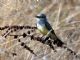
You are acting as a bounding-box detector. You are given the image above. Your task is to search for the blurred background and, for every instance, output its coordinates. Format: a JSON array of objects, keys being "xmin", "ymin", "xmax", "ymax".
[{"xmin": 0, "ymin": 0, "xmax": 80, "ymax": 60}]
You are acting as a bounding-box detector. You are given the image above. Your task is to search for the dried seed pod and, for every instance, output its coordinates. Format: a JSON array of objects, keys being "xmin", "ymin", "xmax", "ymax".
[
  {"xmin": 21, "ymin": 42, "xmax": 25, "ymax": 46},
  {"xmin": 14, "ymin": 35, "xmax": 18, "ymax": 39},
  {"xmin": 23, "ymin": 33, "xmax": 27, "ymax": 38},
  {"xmin": 27, "ymin": 31, "xmax": 30, "ymax": 34}
]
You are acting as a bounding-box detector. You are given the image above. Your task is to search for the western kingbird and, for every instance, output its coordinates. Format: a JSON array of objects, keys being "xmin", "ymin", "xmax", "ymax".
[
  {"xmin": 35, "ymin": 14, "xmax": 78, "ymax": 55},
  {"xmin": 35, "ymin": 14, "xmax": 61, "ymax": 41}
]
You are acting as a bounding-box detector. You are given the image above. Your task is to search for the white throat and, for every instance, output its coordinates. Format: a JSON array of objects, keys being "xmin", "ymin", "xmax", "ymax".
[{"xmin": 36, "ymin": 18, "xmax": 40, "ymax": 22}]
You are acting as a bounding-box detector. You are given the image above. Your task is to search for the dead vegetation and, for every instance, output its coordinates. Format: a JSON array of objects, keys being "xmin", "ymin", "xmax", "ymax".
[{"xmin": 0, "ymin": 0, "xmax": 80, "ymax": 60}]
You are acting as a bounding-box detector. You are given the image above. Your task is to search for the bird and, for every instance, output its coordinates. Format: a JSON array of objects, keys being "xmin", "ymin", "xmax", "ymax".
[
  {"xmin": 35, "ymin": 14, "xmax": 78, "ymax": 56},
  {"xmin": 35, "ymin": 13, "xmax": 63, "ymax": 44}
]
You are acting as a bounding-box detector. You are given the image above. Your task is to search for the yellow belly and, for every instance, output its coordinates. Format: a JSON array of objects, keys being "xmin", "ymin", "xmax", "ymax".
[{"xmin": 38, "ymin": 26, "xmax": 49, "ymax": 35}]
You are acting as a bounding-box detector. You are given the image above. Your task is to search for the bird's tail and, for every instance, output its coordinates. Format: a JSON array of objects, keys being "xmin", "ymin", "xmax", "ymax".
[
  {"xmin": 49, "ymin": 30, "xmax": 64, "ymax": 47},
  {"xmin": 49, "ymin": 30, "xmax": 59, "ymax": 41}
]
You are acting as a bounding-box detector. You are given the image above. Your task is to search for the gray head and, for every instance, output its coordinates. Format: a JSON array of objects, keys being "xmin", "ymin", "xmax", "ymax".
[
  {"xmin": 35, "ymin": 14, "xmax": 46, "ymax": 19},
  {"xmin": 35, "ymin": 14, "xmax": 47, "ymax": 23}
]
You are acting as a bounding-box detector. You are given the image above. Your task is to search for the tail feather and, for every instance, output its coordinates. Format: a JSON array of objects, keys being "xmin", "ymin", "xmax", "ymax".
[{"xmin": 49, "ymin": 30, "xmax": 64, "ymax": 47}]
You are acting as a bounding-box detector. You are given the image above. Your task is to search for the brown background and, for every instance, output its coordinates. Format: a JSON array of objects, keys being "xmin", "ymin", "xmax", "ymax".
[{"xmin": 0, "ymin": 0, "xmax": 80, "ymax": 60}]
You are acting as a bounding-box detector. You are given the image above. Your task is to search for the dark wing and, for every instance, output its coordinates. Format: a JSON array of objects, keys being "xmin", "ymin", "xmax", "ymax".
[
  {"xmin": 44, "ymin": 20, "xmax": 61, "ymax": 40},
  {"xmin": 44, "ymin": 20, "xmax": 56, "ymax": 34},
  {"xmin": 44, "ymin": 20, "xmax": 53, "ymax": 31},
  {"xmin": 44, "ymin": 20, "xmax": 64, "ymax": 46}
]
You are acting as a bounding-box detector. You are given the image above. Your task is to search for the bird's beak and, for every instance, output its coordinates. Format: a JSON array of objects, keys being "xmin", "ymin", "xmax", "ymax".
[{"xmin": 35, "ymin": 16, "xmax": 40, "ymax": 18}]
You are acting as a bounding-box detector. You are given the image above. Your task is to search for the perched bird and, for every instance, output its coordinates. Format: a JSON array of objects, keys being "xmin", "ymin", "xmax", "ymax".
[
  {"xmin": 35, "ymin": 14, "xmax": 78, "ymax": 56},
  {"xmin": 35, "ymin": 13, "xmax": 62, "ymax": 43}
]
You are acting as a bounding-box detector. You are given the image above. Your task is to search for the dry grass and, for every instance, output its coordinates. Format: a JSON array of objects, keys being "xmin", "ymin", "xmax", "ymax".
[{"xmin": 0, "ymin": 0, "xmax": 80, "ymax": 60}]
